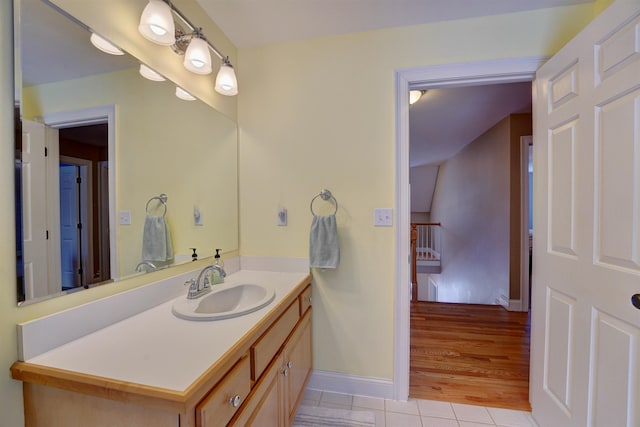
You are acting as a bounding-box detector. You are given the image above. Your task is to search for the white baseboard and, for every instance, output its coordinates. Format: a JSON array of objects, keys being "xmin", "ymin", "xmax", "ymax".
[
  {"xmin": 496, "ymin": 294, "xmax": 509, "ymax": 309},
  {"xmin": 307, "ymin": 370, "xmax": 394, "ymax": 400}
]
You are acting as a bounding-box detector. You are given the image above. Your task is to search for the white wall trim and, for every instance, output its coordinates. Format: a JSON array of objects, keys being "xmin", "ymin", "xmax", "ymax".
[
  {"xmin": 40, "ymin": 105, "xmax": 118, "ymax": 279},
  {"xmin": 307, "ymin": 370, "xmax": 394, "ymax": 399},
  {"xmin": 394, "ymin": 56, "xmax": 547, "ymax": 401}
]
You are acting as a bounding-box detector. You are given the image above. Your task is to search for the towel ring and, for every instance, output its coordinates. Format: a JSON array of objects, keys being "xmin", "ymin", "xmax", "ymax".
[
  {"xmin": 310, "ymin": 189, "xmax": 338, "ymax": 216},
  {"xmin": 146, "ymin": 193, "xmax": 168, "ymax": 217}
]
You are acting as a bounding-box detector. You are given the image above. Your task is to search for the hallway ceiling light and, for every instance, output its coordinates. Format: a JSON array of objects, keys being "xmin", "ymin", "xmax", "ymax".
[
  {"xmin": 90, "ymin": 32, "xmax": 124, "ymax": 56},
  {"xmin": 139, "ymin": 64, "xmax": 165, "ymax": 81},
  {"xmin": 409, "ymin": 90, "xmax": 426, "ymax": 105},
  {"xmin": 138, "ymin": 0, "xmax": 176, "ymax": 45},
  {"xmin": 137, "ymin": 0, "xmax": 238, "ymax": 96}
]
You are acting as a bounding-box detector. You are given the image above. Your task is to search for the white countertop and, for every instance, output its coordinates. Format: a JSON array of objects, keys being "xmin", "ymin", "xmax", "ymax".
[{"xmin": 26, "ymin": 270, "xmax": 309, "ymax": 392}]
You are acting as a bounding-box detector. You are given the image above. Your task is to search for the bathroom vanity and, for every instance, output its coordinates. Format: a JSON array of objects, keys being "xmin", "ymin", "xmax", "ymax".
[{"xmin": 11, "ymin": 268, "xmax": 313, "ymax": 427}]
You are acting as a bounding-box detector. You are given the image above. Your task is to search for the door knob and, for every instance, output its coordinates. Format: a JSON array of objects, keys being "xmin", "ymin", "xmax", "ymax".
[{"xmin": 632, "ymin": 294, "xmax": 640, "ymax": 310}]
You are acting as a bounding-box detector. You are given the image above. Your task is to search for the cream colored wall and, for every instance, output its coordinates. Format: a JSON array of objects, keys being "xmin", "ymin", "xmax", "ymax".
[
  {"xmin": 430, "ymin": 117, "xmax": 510, "ymax": 304},
  {"xmin": 237, "ymin": 5, "xmax": 597, "ymax": 380},
  {"xmin": 23, "ymin": 68, "xmax": 238, "ymax": 276}
]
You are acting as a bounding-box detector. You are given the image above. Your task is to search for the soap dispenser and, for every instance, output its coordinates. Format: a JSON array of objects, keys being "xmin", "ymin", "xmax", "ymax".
[{"xmin": 212, "ymin": 249, "xmax": 225, "ymax": 284}]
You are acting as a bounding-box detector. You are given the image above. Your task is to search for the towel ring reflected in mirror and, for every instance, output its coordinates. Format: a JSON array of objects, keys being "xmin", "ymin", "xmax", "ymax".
[
  {"xmin": 146, "ymin": 193, "xmax": 168, "ymax": 217},
  {"xmin": 310, "ymin": 189, "xmax": 338, "ymax": 216}
]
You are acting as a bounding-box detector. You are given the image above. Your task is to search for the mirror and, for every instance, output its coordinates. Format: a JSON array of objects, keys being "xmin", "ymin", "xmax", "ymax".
[{"xmin": 15, "ymin": 0, "xmax": 239, "ymax": 304}]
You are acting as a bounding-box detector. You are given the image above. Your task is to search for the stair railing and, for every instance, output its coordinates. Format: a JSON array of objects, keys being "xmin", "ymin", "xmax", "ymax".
[{"xmin": 410, "ymin": 222, "xmax": 441, "ymax": 300}]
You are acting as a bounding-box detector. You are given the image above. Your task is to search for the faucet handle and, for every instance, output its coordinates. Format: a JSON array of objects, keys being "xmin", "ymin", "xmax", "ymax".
[{"xmin": 185, "ymin": 278, "xmax": 198, "ymax": 298}]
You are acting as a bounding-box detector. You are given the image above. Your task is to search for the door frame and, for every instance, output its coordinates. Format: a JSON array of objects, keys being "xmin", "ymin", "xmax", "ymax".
[
  {"xmin": 520, "ymin": 135, "xmax": 533, "ymax": 312},
  {"xmin": 393, "ymin": 57, "xmax": 546, "ymax": 400}
]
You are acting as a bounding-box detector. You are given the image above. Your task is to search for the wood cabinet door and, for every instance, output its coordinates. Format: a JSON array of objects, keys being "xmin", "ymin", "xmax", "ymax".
[
  {"xmin": 284, "ymin": 312, "xmax": 312, "ymax": 425},
  {"xmin": 232, "ymin": 353, "xmax": 284, "ymax": 427}
]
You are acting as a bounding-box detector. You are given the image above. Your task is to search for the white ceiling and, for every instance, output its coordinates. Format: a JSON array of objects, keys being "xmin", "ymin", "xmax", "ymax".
[
  {"xmin": 409, "ymin": 82, "xmax": 532, "ymax": 167},
  {"xmin": 196, "ymin": 0, "xmax": 592, "ymax": 48},
  {"xmin": 20, "ymin": 0, "xmax": 137, "ymax": 87}
]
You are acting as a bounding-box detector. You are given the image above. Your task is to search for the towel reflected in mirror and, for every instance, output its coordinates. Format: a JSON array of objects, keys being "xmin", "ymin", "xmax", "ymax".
[{"xmin": 141, "ymin": 214, "xmax": 174, "ymax": 266}]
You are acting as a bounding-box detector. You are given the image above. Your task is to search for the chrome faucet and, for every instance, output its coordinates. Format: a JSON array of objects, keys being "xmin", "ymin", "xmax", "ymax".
[
  {"xmin": 186, "ymin": 264, "xmax": 227, "ymax": 299},
  {"xmin": 135, "ymin": 261, "xmax": 157, "ymax": 272}
]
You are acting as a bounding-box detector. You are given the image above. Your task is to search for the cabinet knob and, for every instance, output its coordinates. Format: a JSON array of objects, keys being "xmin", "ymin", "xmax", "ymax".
[
  {"xmin": 286, "ymin": 361, "xmax": 294, "ymax": 369},
  {"xmin": 228, "ymin": 395, "xmax": 242, "ymax": 408},
  {"xmin": 308, "ymin": 296, "xmax": 312, "ymax": 305},
  {"xmin": 632, "ymin": 294, "xmax": 640, "ymax": 310},
  {"xmin": 281, "ymin": 368, "xmax": 289, "ymax": 377}
]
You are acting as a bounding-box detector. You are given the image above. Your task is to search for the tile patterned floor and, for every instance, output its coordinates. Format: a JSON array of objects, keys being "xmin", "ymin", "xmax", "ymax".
[{"xmin": 300, "ymin": 389, "xmax": 538, "ymax": 427}]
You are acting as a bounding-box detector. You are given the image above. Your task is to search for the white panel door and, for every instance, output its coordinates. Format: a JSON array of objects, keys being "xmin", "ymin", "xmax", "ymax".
[
  {"xmin": 531, "ymin": 2, "xmax": 640, "ymax": 427},
  {"xmin": 59, "ymin": 164, "xmax": 79, "ymax": 288},
  {"xmin": 21, "ymin": 120, "xmax": 47, "ymax": 300}
]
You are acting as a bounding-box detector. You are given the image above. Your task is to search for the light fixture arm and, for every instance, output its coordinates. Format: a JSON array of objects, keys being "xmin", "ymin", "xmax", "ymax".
[{"xmin": 160, "ymin": 0, "xmax": 226, "ymax": 62}]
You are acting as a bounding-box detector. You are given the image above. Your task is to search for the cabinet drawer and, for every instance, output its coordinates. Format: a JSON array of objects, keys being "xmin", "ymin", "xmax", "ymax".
[
  {"xmin": 251, "ymin": 301, "xmax": 299, "ymax": 381},
  {"xmin": 299, "ymin": 285, "xmax": 312, "ymax": 316},
  {"xmin": 197, "ymin": 356, "xmax": 251, "ymax": 427}
]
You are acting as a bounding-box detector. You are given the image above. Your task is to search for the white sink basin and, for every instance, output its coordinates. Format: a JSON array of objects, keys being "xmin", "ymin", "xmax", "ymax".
[{"xmin": 172, "ymin": 283, "xmax": 275, "ymax": 321}]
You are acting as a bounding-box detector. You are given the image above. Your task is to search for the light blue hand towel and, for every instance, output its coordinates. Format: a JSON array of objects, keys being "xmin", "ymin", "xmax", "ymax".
[
  {"xmin": 141, "ymin": 214, "xmax": 174, "ymax": 262},
  {"xmin": 309, "ymin": 214, "xmax": 339, "ymax": 269}
]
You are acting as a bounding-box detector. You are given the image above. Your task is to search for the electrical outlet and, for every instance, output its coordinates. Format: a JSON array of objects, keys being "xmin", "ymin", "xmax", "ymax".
[
  {"xmin": 374, "ymin": 208, "xmax": 393, "ymax": 226},
  {"xmin": 119, "ymin": 210, "xmax": 131, "ymax": 225},
  {"xmin": 277, "ymin": 208, "xmax": 287, "ymax": 226},
  {"xmin": 194, "ymin": 207, "xmax": 203, "ymax": 226}
]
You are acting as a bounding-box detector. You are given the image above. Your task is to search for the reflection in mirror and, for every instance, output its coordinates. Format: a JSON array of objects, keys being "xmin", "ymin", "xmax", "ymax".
[{"xmin": 15, "ymin": 0, "xmax": 239, "ymax": 305}]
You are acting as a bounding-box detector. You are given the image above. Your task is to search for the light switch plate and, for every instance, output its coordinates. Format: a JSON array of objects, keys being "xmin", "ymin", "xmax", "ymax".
[
  {"xmin": 194, "ymin": 207, "xmax": 203, "ymax": 226},
  {"xmin": 374, "ymin": 208, "xmax": 393, "ymax": 226},
  {"xmin": 277, "ymin": 208, "xmax": 287, "ymax": 226},
  {"xmin": 119, "ymin": 210, "xmax": 131, "ymax": 225}
]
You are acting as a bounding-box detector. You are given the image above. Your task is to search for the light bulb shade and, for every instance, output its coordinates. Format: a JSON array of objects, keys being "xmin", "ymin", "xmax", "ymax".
[
  {"xmin": 138, "ymin": 0, "xmax": 175, "ymax": 46},
  {"xmin": 215, "ymin": 62, "xmax": 238, "ymax": 96},
  {"xmin": 175, "ymin": 86, "xmax": 196, "ymax": 101},
  {"xmin": 184, "ymin": 37, "xmax": 212, "ymax": 74},
  {"xmin": 409, "ymin": 90, "xmax": 424, "ymax": 105},
  {"xmin": 90, "ymin": 33, "xmax": 124, "ymax": 55},
  {"xmin": 139, "ymin": 64, "xmax": 165, "ymax": 81}
]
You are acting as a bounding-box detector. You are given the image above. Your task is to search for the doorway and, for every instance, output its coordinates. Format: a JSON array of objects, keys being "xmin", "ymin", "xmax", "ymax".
[
  {"xmin": 40, "ymin": 104, "xmax": 117, "ymax": 284},
  {"xmin": 58, "ymin": 125, "xmax": 109, "ymax": 286},
  {"xmin": 393, "ymin": 57, "xmax": 547, "ymax": 400}
]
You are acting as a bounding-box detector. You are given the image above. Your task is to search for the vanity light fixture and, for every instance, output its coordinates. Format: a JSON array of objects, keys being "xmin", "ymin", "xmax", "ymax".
[
  {"xmin": 139, "ymin": 64, "xmax": 165, "ymax": 81},
  {"xmin": 183, "ymin": 32, "xmax": 212, "ymax": 75},
  {"xmin": 90, "ymin": 32, "xmax": 124, "ymax": 56},
  {"xmin": 215, "ymin": 57, "xmax": 238, "ymax": 96},
  {"xmin": 176, "ymin": 86, "xmax": 196, "ymax": 101},
  {"xmin": 138, "ymin": 0, "xmax": 175, "ymax": 45},
  {"xmin": 138, "ymin": 0, "xmax": 238, "ymax": 96},
  {"xmin": 409, "ymin": 90, "xmax": 426, "ymax": 105}
]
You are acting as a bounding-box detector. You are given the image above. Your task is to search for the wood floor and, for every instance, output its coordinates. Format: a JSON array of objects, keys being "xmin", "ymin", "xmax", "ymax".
[{"xmin": 409, "ymin": 301, "xmax": 531, "ymax": 411}]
